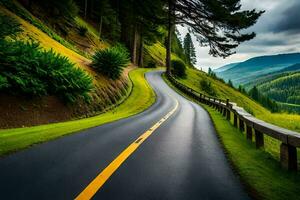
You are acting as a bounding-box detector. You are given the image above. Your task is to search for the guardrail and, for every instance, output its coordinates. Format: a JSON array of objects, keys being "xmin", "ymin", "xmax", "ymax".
[{"xmin": 167, "ymin": 74, "xmax": 300, "ymax": 171}]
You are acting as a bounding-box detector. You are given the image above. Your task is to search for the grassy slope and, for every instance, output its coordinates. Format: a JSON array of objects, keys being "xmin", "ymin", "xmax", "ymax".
[
  {"xmin": 177, "ymin": 68, "xmax": 300, "ymax": 133},
  {"xmin": 0, "ymin": 68, "xmax": 156, "ymax": 156},
  {"xmin": 163, "ymin": 74, "xmax": 300, "ymax": 200},
  {"xmin": 145, "ymin": 42, "xmax": 183, "ymax": 66}
]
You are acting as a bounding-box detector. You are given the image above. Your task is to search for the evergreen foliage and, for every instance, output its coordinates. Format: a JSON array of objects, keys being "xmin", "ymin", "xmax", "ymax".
[
  {"xmin": 0, "ymin": 14, "xmax": 22, "ymax": 39},
  {"xmin": 227, "ymin": 80, "xmax": 234, "ymax": 88},
  {"xmin": 248, "ymin": 86, "xmax": 278, "ymax": 112},
  {"xmin": 200, "ymin": 79, "xmax": 216, "ymax": 96},
  {"xmin": 34, "ymin": 0, "xmax": 79, "ymax": 20},
  {"xmin": 183, "ymin": 33, "xmax": 196, "ymax": 65},
  {"xmin": 171, "ymin": 59, "xmax": 186, "ymax": 78},
  {"xmin": 258, "ymin": 72, "xmax": 300, "ymax": 105},
  {"xmin": 92, "ymin": 45, "xmax": 130, "ymax": 80}
]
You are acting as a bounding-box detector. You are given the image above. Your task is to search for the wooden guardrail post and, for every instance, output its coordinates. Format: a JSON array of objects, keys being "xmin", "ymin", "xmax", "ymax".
[
  {"xmin": 226, "ymin": 99, "xmax": 230, "ymax": 120},
  {"xmin": 254, "ymin": 130, "xmax": 264, "ymax": 148},
  {"xmin": 280, "ymin": 143, "xmax": 297, "ymax": 171},
  {"xmin": 239, "ymin": 119, "xmax": 245, "ymax": 132},
  {"xmin": 234, "ymin": 114, "xmax": 238, "ymax": 128},
  {"xmin": 222, "ymin": 107, "xmax": 226, "ymax": 117},
  {"xmin": 246, "ymin": 126, "xmax": 253, "ymax": 141}
]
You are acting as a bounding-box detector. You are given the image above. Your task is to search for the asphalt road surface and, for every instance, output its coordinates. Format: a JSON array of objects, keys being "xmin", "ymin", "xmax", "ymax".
[{"xmin": 0, "ymin": 71, "xmax": 250, "ymax": 200}]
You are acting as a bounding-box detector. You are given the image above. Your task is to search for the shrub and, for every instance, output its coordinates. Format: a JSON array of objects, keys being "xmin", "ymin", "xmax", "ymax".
[
  {"xmin": 0, "ymin": 40, "xmax": 94, "ymax": 103},
  {"xmin": 91, "ymin": 45, "xmax": 130, "ymax": 80},
  {"xmin": 200, "ymin": 79, "xmax": 216, "ymax": 96},
  {"xmin": 171, "ymin": 59, "xmax": 186, "ymax": 78},
  {"xmin": 78, "ymin": 25, "xmax": 88, "ymax": 36},
  {"xmin": 0, "ymin": 14, "xmax": 22, "ymax": 39},
  {"xmin": 146, "ymin": 60, "xmax": 156, "ymax": 68}
]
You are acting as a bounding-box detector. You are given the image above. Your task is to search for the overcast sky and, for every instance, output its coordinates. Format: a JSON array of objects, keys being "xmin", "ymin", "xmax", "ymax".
[{"xmin": 177, "ymin": 0, "xmax": 300, "ymax": 71}]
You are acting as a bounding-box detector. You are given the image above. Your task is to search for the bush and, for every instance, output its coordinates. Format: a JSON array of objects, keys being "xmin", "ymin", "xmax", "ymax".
[
  {"xmin": 200, "ymin": 79, "xmax": 216, "ymax": 96},
  {"xmin": 91, "ymin": 45, "xmax": 130, "ymax": 80},
  {"xmin": 0, "ymin": 14, "xmax": 22, "ymax": 39},
  {"xmin": 171, "ymin": 59, "xmax": 186, "ymax": 78},
  {"xmin": 146, "ymin": 60, "xmax": 156, "ymax": 68},
  {"xmin": 78, "ymin": 25, "xmax": 88, "ymax": 36},
  {"xmin": 0, "ymin": 40, "xmax": 94, "ymax": 103}
]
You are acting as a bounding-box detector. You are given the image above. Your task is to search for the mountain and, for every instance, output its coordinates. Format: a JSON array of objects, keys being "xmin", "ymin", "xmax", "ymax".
[
  {"xmin": 216, "ymin": 53, "xmax": 300, "ymax": 85},
  {"xmin": 214, "ymin": 62, "xmax": 240, "ymax": 73},
  {"xmin": 277, "ymin": 63, "xmax": 300, "ymax": 73}
]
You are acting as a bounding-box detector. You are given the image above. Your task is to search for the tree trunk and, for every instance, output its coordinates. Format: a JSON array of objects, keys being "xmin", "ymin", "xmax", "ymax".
[
  {"xmin": 98, "ymin": 16, "xmax": 103, "ymax": 39},
  {"xmin": 131, "ymin": 24, "xmax": 138, "ymax": 65},
  {"xmin": 84, "ymin": 0, "xmax": 88, "ymax": 19},
  {"xmin": 138, "ymin": 36, "xmax": 144, "ymax": 67},
  {"xmin": 166, "ymin": 0, "xmax": 175, "ymax": 75}
]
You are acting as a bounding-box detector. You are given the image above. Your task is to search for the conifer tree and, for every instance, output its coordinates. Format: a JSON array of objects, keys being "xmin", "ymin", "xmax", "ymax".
[{"xmin": 183, "ymin": 33, "xmax": 197, "ymax": 65}]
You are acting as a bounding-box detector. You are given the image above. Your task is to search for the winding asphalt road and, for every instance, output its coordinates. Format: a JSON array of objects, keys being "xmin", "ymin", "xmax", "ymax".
[{"xmin": 0, "ymin": 71, "xmax": 250, "ymax": 200}]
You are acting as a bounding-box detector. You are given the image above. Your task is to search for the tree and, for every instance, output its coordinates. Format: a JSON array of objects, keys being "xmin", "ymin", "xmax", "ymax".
[
  {"xmin": 165, "ymin": 0, "xmax": 264, "ymax": 75},
  {"xmin": 183, "ymin": 33, "xmax": 197, "ymax": 65},
  {"xmin": 228, "ymin": 79, "xmax": 233, "ymax": 88}
]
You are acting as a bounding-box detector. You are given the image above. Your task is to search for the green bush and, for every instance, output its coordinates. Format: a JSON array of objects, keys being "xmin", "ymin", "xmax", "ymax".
[
  {"xmin": 0, "ymin": 40, "xmax": 94, "ymax": 103},
  {"xmin": 91, "ymin": 45, "xmax": 130, "ymax": 80},
  {"xmin": 171, "ymin": 59, "xmax": 186, "ymax": 78},
  {"xmin": 200, "ymin": 79, "xmax": 216, "ymax": 96},
  {"xmin": 78, "ymin": 25, "xmax": 88, "ymax": 36}
]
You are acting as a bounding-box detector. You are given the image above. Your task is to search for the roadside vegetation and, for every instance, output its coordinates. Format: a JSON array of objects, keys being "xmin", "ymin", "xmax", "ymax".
[
  {"xmin": 92, "ymin": 45, "xmax": 130, "ymax": 80},
  {"xmin": 0, "ymin": 14, "xmax": 93, "ymax": 103},
  {"xmin": 0, "ymin": 68, "xmax": 155, "ymax": 156}
]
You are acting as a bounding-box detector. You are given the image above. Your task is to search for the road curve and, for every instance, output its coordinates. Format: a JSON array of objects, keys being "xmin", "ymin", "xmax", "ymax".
[{"xmin": 0, "ymin": 71, "xmax": 250, "ymax": 200}]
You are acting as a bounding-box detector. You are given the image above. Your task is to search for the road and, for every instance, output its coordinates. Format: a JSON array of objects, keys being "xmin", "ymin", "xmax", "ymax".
[{"xmin": 0, "ymin": 71, "xmax": 250, "ymax": 200}]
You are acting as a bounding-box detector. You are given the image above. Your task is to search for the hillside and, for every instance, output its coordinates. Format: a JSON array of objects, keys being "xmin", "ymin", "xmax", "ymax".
[
  {"xmin": 214, "ymin": 62, "xmax": 240, "ymax": 73},
  {"xmin": 0, "ymin": 2, "xmax": 130, "ymax": 128},
  {"xmin": 176, "ymin": 68, "xmax": 300, "ymax": 133},
  {"xmin": 258, "ymin": 72, "xmax": 300, "ymax": 112},
  {"xmin": 216, "ymin": 53, "xmax": 300, "ymax": 85}
]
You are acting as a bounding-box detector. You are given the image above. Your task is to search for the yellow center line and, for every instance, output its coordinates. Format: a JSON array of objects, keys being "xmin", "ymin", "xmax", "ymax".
[{"xmin": 75, "ymin": 100, "xmax": 179, "ymax": 200}]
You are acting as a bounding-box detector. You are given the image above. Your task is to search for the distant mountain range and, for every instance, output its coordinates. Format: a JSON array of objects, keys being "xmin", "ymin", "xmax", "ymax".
[
  {"xmin": 215, "ymin": 53, "xmax": 300, "ymax": 85},
  {"xmin": 215, "ymin": 53, "xmax": 300, "ymax": 113}
]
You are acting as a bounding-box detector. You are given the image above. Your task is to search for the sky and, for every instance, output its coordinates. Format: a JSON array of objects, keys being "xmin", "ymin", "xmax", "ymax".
[{"xmin": 177, "ymin": 0, "xmax": 300, "ymax": 71}]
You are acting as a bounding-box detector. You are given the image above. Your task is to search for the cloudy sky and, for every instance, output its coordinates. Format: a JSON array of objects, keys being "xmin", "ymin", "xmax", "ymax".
[{"xmin": 177, "ymin": 0, "xmax": 300, "ymax": 71}]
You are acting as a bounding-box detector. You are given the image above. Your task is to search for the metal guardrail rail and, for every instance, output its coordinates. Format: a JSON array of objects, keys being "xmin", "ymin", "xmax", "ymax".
[{"xmin": 167, "ymin": 74, "xmax": 300, "ymax": 171}]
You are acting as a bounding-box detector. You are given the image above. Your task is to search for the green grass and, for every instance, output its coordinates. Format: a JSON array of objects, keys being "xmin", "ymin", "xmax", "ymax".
[
  {"xmin": 163, "ymin": 74, "xmax": 300, "ymax": 200},
  {"xmin": 177, "ymin": 68, "xmax": 300, "ymax": 133},
  {"xmin": 0, "ymin": 68, "xmax": 156, "ymax": 156}
]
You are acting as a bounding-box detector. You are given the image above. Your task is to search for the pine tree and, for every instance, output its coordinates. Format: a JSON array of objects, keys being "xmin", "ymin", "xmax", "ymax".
[{"xmin": 183, "ymin": 33, "xmax": 197, "ymax": 65}]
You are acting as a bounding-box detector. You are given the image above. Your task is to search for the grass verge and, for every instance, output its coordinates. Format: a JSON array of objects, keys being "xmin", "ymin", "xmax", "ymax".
[
  {"xmin": 163, "ymin": 73, "xmax": 300, "ymax": 200},
  {"xmin": 0, "ymin": 68, "xmax": 156, "ymax": 156}
]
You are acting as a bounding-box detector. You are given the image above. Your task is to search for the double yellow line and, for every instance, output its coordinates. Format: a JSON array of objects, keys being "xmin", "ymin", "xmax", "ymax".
[{"xmin": 75, "ymin": 100, "xmax": 179, "ymax": 200}]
